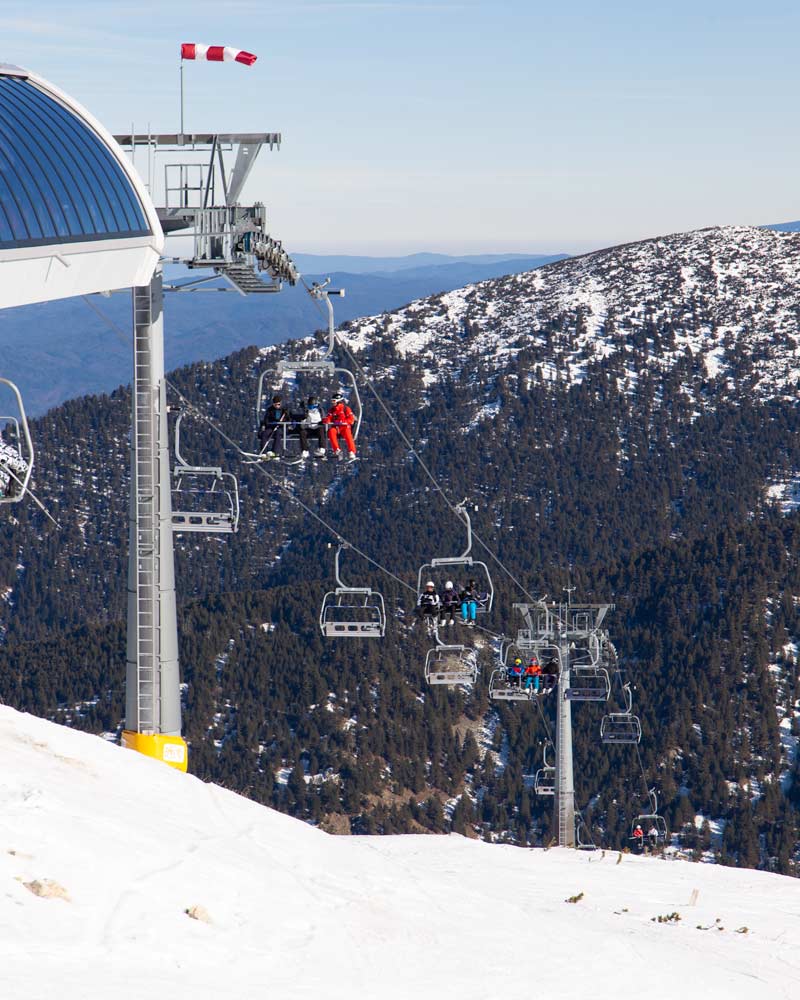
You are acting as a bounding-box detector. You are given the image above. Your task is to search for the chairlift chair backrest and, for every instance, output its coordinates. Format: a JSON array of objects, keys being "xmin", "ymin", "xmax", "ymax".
[{"xmin": 0, "ymin": 380, "xmax": 34, "ymax": 504}]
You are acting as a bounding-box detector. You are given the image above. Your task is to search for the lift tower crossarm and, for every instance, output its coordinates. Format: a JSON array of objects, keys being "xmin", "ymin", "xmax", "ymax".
[{"xmin": 113, "ymin": 132, "xmax": 281, "ymax": 149}]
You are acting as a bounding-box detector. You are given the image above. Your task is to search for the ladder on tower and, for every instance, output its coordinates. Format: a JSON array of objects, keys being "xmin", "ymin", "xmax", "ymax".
[
  {"xmin": 557, "ymin": 684, "xmax": 571, "ymax": 846},
  {"xmin": 132, "ymin": 290, "xmax": 159, "ymax": 733}
]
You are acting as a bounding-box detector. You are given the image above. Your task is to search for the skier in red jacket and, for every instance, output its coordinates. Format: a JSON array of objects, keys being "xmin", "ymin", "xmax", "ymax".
[{"xmin": 325, "ymin": 394, "xmax": 357, "ymax": 461}]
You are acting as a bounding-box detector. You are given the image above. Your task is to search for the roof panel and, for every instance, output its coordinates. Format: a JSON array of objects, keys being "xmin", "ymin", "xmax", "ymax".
[{"xmin": 0, "ymin": 76, "xmax": 150, "ymax": 249}]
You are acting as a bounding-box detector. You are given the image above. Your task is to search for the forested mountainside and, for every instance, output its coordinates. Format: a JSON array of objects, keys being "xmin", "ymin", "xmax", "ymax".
[{"xmin": 2, "ymin": 224, "xmax": 800, "ymax": 872}]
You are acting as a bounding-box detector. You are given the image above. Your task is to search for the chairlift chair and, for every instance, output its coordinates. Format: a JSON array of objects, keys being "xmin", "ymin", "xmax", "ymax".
[
  {"xmin": 424, "ymin": 632, "xmax": 478, "ymax": 686},
  {"xmin": 250, "ymin": 283, "xmax": 361, "ymax": 465},
  {"xmin": 319, "ymin": 543, "xmax": 386, "ymax": 638},
  {"xmin": 0, "ymin": 379, "xmax": 34, "ymax": 504},
  {"xmin": 632, "ymin": 789, "xmax": 669, "ymax": 845},
  {"xmin": 487, "ymin": 640, "xmax": 555, "ymax": 701},
  {"xmin": 417, "ymin": 503, "xmax": 494, "ymax": 615},
  {"xmin": 600, "ymin": 683, "xmax": 642, "ymax": 744},
  {"xmin": 171, "ymin": 411, "xmax": 240, "ymax": 533},
  {"xmin": 564, "ymin": 663, "xmax": 611, "ymax": 701},
  {"xmin": 534, "ymin": 742, "xmax": 555, "ymax": 796},
  {"xmin": 575, "ymin": 809, "xmax": 597, "ymax": 851}
]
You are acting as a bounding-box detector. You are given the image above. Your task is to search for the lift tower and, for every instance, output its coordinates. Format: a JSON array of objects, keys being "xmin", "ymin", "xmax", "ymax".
[
  {"xmin": 115, "ymin": 131, "xmax": 298, "ymax": 770},
  {"xmin": 515, "ymin": 600, "xmax": 613, "ymax": 847}
]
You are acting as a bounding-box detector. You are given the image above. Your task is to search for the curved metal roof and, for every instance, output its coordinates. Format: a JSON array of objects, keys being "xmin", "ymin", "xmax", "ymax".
[{"xmin": 0, "ymin": 74, "xmax": 150, "ymax": 248}]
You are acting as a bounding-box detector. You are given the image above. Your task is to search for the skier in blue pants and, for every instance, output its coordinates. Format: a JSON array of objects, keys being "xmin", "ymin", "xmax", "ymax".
[{"xmin": 460, "ymin": 579, "xmax": 480, "ymax": 626}]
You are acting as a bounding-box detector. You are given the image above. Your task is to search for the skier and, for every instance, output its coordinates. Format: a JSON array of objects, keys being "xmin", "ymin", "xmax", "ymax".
[
  {"xmin": 300, "ymin": 395, "xmax": 327, "ymax": 457},
  {"xmin": 258, "ymin": 394, "xmax": 288, "ymax": 458},
  {"xmin": 523, "ymin": 656, "xmax": 542, "ymax": 693},
  {"xmin": 416, "ymin": 581, "xmax": 440, "ymax": 633},
  {"xmin": 543, "ymin": 655, "xmax": 559, "ymax": 691},
  {"xmin": 439, "ymin": 580, "xmax": 460, "ymax": 626},
  {"xmin": 507, "ymin": 656, "xmax": 524, "ymax": 688},
  {"xmin": 325, "ymin": 393, "xmax": 357, "ymax": 462},
  {"xmin": 460, "ymin": 578, "xmax": 480, "ymax": 626},
  {"xmin": 0, "ymin": 440, "xmax": 27, "ymax": 499},
  {"xmin": 648, "ymin": 824, "xmax": 660, "ymax": 851},
  {"xmin": 632, "ymin": 824, "xmax": 644, "ymax": 854}
]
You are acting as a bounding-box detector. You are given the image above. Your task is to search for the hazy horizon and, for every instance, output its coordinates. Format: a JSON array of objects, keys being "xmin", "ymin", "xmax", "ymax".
[{"xmin": 3, "ymin": 1, "xmax": 799, "ymax": 254}]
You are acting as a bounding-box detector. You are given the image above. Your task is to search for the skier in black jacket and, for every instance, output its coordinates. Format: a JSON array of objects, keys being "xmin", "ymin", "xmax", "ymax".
[
  {"xmin": 416, "ymin": 581, "xmax": 441, "ymax": 634},
  {"xmin": 258, "ymin": 394, "xmax": 288, "ymax": 457}
]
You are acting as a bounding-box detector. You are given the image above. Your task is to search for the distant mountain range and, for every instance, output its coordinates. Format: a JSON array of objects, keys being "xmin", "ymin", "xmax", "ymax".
[
  {"xmin": 762, "ymin": 220, "xmax": 800, "ymax": 233},
  {"xmin": 0, "ymin": 252, "xmax": 566, "ymax": 416}
]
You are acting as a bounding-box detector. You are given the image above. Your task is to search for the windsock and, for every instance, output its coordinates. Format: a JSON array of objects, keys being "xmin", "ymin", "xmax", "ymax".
[{"xmin": 180, "ymin": 44, "xmax": 257, "ymax": 67}]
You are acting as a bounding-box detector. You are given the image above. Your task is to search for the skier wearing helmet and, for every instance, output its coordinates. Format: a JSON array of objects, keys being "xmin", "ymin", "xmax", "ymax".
[
  {"xmin": 325, "ymin": 392, "xmax": 357, "ymax": 461},
  {"xmin": 508, "ymin": 656, "xmax": 524, "ymax": 688},
  {"xmin": 416, "ymin": 581, "xmax": 440, "ymax": 634},
  {"xmin": 440, "ymin": 580, "xmax": 460, "ymax": 626}
]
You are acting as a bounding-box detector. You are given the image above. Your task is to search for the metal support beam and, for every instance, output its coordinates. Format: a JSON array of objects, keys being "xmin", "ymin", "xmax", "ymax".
[
  {"xmin": 555, "ymin": 633, "xmax": 576, "ymax": 847},
  {"xmin": 123, "ymin": 265, "xmax": 186, "ymax": 769}
]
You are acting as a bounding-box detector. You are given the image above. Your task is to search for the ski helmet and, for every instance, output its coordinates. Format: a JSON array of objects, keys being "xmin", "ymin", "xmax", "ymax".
[{"xmin": 445, "ymin": 581, "xmax": 453, "ymax": 589}]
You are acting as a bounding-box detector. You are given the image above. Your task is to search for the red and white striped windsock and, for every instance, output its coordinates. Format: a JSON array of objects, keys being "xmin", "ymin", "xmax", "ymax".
[{"xmin": 180, "ymin": 43, "xmax": 257, "ymax": 67}]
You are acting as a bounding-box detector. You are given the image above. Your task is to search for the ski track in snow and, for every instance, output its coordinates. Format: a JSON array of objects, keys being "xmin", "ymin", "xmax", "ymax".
[{"xmin": 1, "ymin": 707, "xmax": 799, "ymax": 999}]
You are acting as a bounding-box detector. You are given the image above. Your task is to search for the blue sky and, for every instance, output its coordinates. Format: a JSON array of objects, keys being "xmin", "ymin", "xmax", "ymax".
[{"xmin": 2, "ymin": 0, "xmax": 799, "ymax": 253}]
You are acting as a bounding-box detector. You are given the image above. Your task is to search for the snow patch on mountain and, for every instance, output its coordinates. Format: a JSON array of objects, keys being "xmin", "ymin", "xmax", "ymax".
[{"xmin": 340, "ymin": 226, "xmax": 800, "ymax": 403}]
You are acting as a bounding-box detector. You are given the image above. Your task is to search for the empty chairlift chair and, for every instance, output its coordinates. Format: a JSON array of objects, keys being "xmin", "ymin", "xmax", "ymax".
[
  {"xmin": 565, "ymin": 662, "xmax": 611, "ymax": 701},
  {"xmin": 424, "ymin": 633, "xmax": 478, "ymax": 687},
  {"xmin": 0, "ymin": 379, "xmax": 33, "ymax": 504},
  {"xmin": 319, "ymin": 543, "xmax": 386, "ymax": 638},
  {"xmin": 534, "ymin": 742, "xmax": 555, "ymax": 796},
  {"xmin": 171, "ymin": 411, "xmax": 240, "ymax": 533},
  {"xmin": 600, "ymin": 682, "xmax": 641, "ymax": 744},
  {"xmin": 417, "ymin": 502, "xmax": 494, "ymax": 622}
]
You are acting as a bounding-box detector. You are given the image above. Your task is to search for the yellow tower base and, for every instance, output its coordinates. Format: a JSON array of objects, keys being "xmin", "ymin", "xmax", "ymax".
[{"xmin": 121, "ymin": 731, "xmax": 188, "ymax": 772}]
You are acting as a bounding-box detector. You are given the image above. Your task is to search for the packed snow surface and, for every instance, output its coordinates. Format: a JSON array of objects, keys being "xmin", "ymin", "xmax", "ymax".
[{"xmin": 1, "ymin": 707, "xmax": 799, "ymax": 1000}]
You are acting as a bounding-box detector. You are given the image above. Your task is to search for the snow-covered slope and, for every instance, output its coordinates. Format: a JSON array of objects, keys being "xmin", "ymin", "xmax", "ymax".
[
  {"xmin": 1, "ymin": 707, "xmax": 798, "ymax": 1000},
  {"xmin": 342, "ymin": 225, "xmax": 800, "ymax": 403}
]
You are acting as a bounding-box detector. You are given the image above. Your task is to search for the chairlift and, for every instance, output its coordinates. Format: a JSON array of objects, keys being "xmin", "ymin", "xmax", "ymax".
[
  {"xmin": 488, "ymin": 640, "xmax": 556, "ymax": 701},
  {"xmin": 0, "ymin": 379, "xmax": 34, "ymax": 504},
  {"xmin": 319, "ymin": 543, "xmax": 386, "ymax": 638},
  {"xmin": 424, "ymin": 630, "xmax": 478, "ymax": 686},
  {"xmin": 171, "ymin": 411, "xmax": 240, "ymax": 533},
  {"xmin": 249, "ymin": 282, "xmax": 362, "ymax": 465},
  {"xmin": 564, "ymin": 663, "xmax": 611, "ymax": 701},
  {"xmin": 600, "ymin": 683, "xmax": 642, "ymax": 744},
  {"xmin": 534, "ymin": 741, "xmax": 555, "ymax": 796},
  {"xmin": 417, "ymin": 502, "xmax": 494, "ymax": 616},
  {"xmin": 575, "ymin": 809, "xmax": 597, "ymax": 851},
  {"xmin": 632, "ymin": 788, "xmax": 669, "ymax": 846}
]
